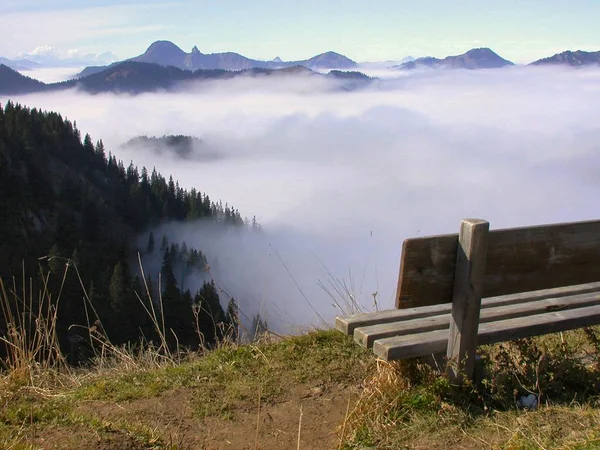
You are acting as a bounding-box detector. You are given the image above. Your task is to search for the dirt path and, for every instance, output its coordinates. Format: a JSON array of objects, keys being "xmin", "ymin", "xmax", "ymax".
[{"xmin": 32, "ymin": 382, "xmax": 360, "ymax": 449}]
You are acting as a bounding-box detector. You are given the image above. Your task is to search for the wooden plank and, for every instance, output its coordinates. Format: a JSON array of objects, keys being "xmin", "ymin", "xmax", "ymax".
[
  {"xmin": 395, "ymin": 233, "xmax": 457, "ymax": 309},
  {"xmin": 446, "ymin": 219, "xmax": 489, "ymax": 382},
  {"xmin": 354, "ymin": 290, "xmax": 600, "ymax": 348},
  {"xmin": 338, "ymin": 281, "xmax": 600, "ymax": 335},
  {"xmin": 478, "ymin": 306, "xmax": 600, "ymax": 346},
  {"xmin": 373, "ymin": 304, "xmax": 600, "ymax": 361},
  {"xmin": 373, "ymin": 328, "xmax": 449, "ymax": 360},
  {"xmin": 335, "ymin": 307, "xmax": 447, "ymax": 336},
  {"xmin": 396, "ymin": 219, "xmax": 600, "ymax": 309}
]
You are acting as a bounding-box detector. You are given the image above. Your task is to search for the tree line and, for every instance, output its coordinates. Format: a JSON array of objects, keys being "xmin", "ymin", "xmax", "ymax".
[{"xmin": 0, "ymin": 101, "xmax": 255, "ymax": 363}]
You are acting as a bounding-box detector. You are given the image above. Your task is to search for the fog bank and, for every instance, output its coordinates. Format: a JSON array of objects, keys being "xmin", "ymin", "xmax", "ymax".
[{"xmin": 4, "ymin": 66, "xmax": 600, "ymax": 332}]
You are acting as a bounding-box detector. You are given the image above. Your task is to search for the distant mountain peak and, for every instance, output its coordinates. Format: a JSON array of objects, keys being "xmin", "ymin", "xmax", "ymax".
[
  {"xmin": 146, "ymin": 40, "xmax": 185, "ymax": 52},
  {"xmin": 79, "ymin": 40, "xmax": 357, "ymax": 75},
  {"xmin": 465, "ymin": 47, "xmax": 496, "ymax": 56},
  {"xmin": 530, "ymin": 49, "xmax": 600, "ymax": 67},
  {"xmin": 303, "ymin": 51, "xmax": 357, "ymax": 69},
  {"xmin": 396, "ymin": 47, "xmax": 513, "ymax": 70},
  {"xmin": 320, "ymin": 51, "xmax": 344, "ymax": 57}
]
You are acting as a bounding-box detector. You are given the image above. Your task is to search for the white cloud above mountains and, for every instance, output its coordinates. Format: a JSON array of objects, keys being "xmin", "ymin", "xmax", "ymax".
[
  {"xmin": 17, "ymin": 45, "xmax": 118, "ymax": 67},
  {"xmin": 0, "ymin": 2, "xmax": 168, "ymax": 59}
]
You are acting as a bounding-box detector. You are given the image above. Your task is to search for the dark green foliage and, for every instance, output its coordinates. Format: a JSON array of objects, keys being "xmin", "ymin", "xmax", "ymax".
[
  {"xmin": 194, "ymin": 281, "xmax": 227, "ymax": 348},
  {"xmin": 122, "ymin": 135, "xmax": 218, "ymax": 160},
  {"xmin": 109, "ymin": 262, "xmax": 128, "ymax": 314},
  {"xmin": 0, "ymin": 101, "xmax": 246, "ymax": 360},
  {"xmin": 146, "ymin": 231, "xmax": 155, "ymax": 255}
]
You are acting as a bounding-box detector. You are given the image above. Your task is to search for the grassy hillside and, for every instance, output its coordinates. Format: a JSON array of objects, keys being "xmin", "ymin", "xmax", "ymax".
[
  {"xmin": 1, "ymin": 103, "xmax": 600, "ymax": 449},
  {"xmin": 1, "ymin": 325, "xmax": 600, "ymax": 449}
]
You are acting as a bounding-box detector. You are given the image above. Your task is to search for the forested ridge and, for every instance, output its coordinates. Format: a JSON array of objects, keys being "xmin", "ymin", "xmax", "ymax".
[
  {"xmin": 0, "ymin": 61, "xmax": 373, "ymax": 95},
  {"xmin": 0, "ymin": 101, "xmax": 249, "ymax": 362}
]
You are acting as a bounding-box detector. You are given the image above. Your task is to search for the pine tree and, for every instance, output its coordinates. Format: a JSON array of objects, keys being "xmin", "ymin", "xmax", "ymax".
[
  {"xmin": 146, "ymin": 231, "xmax": 155, "ymax": 254},
  {"xmin": 109, "ymin": 261, "xmax": 128, "ymax": 314},
  {"xmin": 225, "ymin": 298, "xmax": 239, "ymax": 343},
  {"xmin": 194, "ymin": 280, "xmax": 225, "ymax": 347},
  {"xmin": 160, "ymin": 235, "xmax": 169, "ymax": 253}
]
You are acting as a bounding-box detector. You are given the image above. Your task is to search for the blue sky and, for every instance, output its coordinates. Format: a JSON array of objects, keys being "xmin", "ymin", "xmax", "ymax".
[{"xmin": 1, "ymin": 0, "xmax": 599, "ymax": 63}]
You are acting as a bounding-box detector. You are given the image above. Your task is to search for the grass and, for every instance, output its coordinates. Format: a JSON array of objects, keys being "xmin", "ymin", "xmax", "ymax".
[
  {"xmin": 1, "ymin": 324, "xmax": 600, "ymax": 448},
  {"xmin": 338, "ymin": 327, "xmax": 600, "ymax": 449},
  {"xmin": 0, "ymin": 329, "xmax": 374, "ymax": 448},
  {"xmin": 75, "ymin": 330, "xmax": 374, "ymax": 418},
  {"xmin": 2, "ymin": 263, "xmax": 600, "ymax": 448}
]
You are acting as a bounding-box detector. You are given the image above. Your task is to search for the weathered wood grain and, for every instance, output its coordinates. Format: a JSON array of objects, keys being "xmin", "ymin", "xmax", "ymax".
[
  {"xmin": 446, "ymin": 219, "xmax": 489, "ymax": 382},
  {"xmin": 396, "ymin": 219, "xmax": 600, "ymax": 309},
  {"xmin": 395, "ymin": 233, "xmax": 457, "ymax": 308},
  {"xmin": 373, "ymin": 304, "xmax": 600, "ymax": 361},
  {"xmin": 337, "ymin": 281, "xmax": 600, "ymax": 335},
  {"xmin": 354, "ymin": 290, "xmax": 600, "ymax": 348}
]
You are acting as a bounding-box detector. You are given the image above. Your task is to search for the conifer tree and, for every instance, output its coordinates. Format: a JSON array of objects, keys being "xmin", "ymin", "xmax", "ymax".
[
  {"xmin": 146, "ymin": 231, "xmax": 155, "ymax": 254},
  {"xmin": 225, "ymin": 298, "xmax": 239, "ymax": 343}
]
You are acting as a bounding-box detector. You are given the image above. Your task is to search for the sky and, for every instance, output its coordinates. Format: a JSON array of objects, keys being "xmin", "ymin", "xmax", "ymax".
[
  {"xmin": 3, "ymin": 66, "xmax": 600, "ymax": 331},
  {"xmin": 1, "ymin": 0, "xmax": 600, "ymax": 64}
]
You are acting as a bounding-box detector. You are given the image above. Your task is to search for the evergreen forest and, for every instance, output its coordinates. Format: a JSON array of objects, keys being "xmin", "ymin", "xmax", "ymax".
[{"xmin": 0, "ymin": 101, "xmax": 251, "ymax": 363}]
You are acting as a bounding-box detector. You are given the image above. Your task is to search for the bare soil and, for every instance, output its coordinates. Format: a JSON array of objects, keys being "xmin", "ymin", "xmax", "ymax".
[{"xmin": 29, "ymin": 382, "xmax": 361, "ymax": 449}]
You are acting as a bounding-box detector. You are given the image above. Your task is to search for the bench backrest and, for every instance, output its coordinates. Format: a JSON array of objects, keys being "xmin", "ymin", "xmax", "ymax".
[{"xmin": 396, "ymin": 219, "xmax": 600, "ymax": 308}]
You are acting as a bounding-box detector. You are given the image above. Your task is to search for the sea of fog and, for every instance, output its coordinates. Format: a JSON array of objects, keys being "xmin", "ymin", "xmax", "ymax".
[{"xmin": 4, "ymin": 66, "xmax": 600, "ymax": 333}]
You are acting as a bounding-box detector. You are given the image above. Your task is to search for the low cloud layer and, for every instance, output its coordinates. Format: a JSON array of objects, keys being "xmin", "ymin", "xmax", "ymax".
[
  {"xmin": 18, "ymin": 66, "xmax": 84, "ymax": 83},
  {"xmin": 4, "ymin": 66, "xmax": 600, "ymax": 332}
]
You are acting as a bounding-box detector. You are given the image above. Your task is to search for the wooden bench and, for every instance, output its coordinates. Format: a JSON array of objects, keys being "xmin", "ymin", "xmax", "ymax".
[{"xmin": 336, "ymin": 218, "xmax": 600, "ymax": 382}]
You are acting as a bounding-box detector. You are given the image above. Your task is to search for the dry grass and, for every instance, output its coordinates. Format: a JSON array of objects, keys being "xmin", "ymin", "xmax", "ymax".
[
  {"xmin": 3, "ymin": 261, "xmax": 600, "ymax": 449},
  {"xmin": 338, "ymin": 328, "xmax": 600, "ymax": 450},
  {"xmin": 0, "ymin": 265, "xmax": 77, "ymax": 401}
]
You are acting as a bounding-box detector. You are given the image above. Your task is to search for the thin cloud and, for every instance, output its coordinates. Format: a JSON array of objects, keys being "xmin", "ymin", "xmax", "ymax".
[{"xmin": 0, "ymin": 3, "xmax": 170, "ymax": 57}]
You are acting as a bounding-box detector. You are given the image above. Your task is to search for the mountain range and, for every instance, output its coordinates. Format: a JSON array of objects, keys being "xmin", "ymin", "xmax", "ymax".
[
  {"xmin": 77, "ymin": 41, "xmax": 357, "ymax": 78},
  {"xmin": 394, "ymin": 48, "xmax": 600, "ymax": 70},
  {"xmin": 0, "ymin": 56, "xmax": 40, "ymax": 71},
  {"xmin": 3, "ymin": 42, "xmax": 600, "ymax": 79},
  {"xmin": 530, "ymin": 50, "xmax": 600, "ymax": 67},
  {"xmin": 2, "ymin": 44, "xmax": 600, "ymax": 96},
  {"xmin": 0, "ymin": 61, "xmax": 373, "ymax": 96},
  {"xmin": 395, "ymin": 48, "xmax": 515, "ymax": 70}
]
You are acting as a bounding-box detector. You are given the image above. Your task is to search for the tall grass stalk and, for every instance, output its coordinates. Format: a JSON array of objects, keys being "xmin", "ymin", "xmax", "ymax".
[
  {"xmin": 0, "ymin": 253, "xmax": 253, "ymax": 388},
  {"xmin": 0, "ymin": 265, "xmax": 69, "ymax": 386}
]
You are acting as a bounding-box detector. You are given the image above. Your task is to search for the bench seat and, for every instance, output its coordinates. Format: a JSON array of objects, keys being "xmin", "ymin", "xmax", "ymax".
[{"xmin": 336, "ymin": 282, "xmax": 600, "ymax": 361}]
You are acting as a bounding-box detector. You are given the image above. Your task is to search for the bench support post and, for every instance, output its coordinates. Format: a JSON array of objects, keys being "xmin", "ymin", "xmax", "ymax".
[{"xmin": 446, "ymin": 219, "xmax": 489, "ymax": 383}]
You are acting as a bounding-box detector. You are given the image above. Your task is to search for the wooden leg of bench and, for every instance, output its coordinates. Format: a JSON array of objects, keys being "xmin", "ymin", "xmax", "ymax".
[{"xmin": 446, "ymin": 219, "xmax": 489, "ymax": 383}]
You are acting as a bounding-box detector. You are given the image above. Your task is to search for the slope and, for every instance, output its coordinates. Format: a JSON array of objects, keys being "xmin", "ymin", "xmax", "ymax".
[
  {"xmin": 0, "ymin": 64, "xmax": 47, "ymax": 94},
  {"xmin": 0, "ymin": 101, "xmax": 244, "ymax": 355}
]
